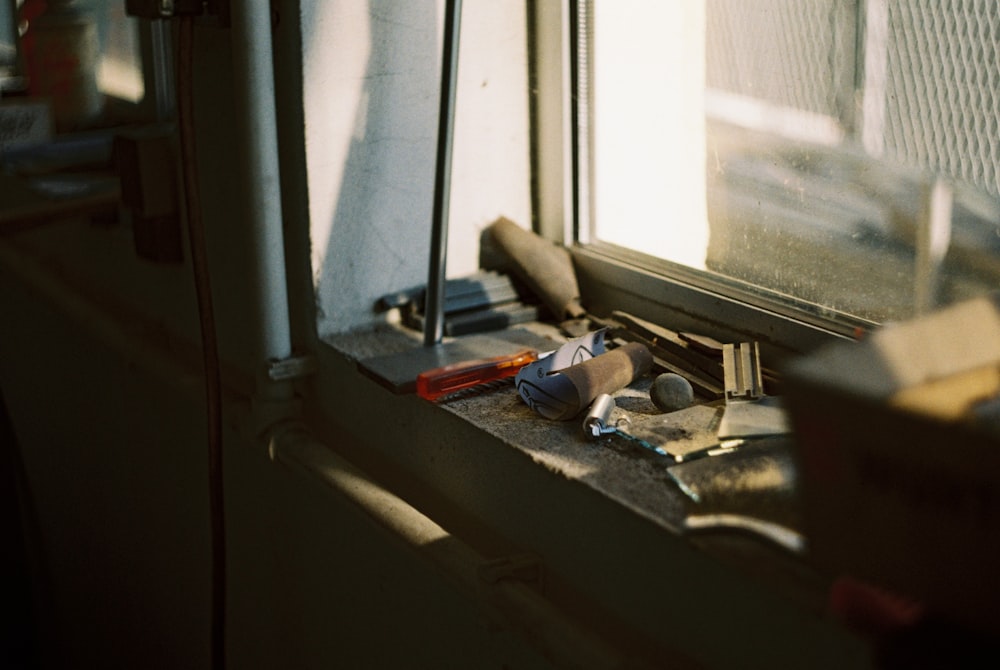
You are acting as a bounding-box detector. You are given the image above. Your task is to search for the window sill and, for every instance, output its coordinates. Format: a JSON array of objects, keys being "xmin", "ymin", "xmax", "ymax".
[
  {"xmin": 312, "ymin": 323, "xmax": 872, "ymax": 668},
  {"xmin": 327, "ymin": 322, "xmax": 694, "ymax": 531}
]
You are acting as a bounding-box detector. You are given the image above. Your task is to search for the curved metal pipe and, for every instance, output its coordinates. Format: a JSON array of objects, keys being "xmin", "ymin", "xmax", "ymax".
[{"xmin": 268, "ymin": 423, "xmax": 630, "ymax": 670}]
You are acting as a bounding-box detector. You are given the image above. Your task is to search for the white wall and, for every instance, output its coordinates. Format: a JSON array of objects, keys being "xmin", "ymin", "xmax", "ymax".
[{"xmin": 300, "ymin": 0, "xmax": 532, "ymax": 335}]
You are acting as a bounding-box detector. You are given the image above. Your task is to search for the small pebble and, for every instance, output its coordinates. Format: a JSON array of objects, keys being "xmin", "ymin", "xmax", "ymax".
[{"xmin": 650, "ymin": 373, "xmax": 694, "ymax": 412}]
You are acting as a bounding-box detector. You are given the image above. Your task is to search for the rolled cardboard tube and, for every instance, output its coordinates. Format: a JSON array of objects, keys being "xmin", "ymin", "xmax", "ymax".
[
  {"xmin": 552, "ymin": 342, "xmax": 653, "ymax": 420},
  {"xmin": 487, "ymin": 217, "xmax": 585, "ymax": 320}
]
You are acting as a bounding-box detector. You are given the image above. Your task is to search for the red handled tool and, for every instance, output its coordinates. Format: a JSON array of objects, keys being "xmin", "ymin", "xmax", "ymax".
[{"xmin": 416, "ymin": 349, "xmax": 540, "ymax": 401}]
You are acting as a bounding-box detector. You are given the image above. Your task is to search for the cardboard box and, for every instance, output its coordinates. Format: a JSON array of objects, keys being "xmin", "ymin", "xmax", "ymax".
[{"xmin": 783, "ymin": 294, "xmax": 1000, "ymax": 636}]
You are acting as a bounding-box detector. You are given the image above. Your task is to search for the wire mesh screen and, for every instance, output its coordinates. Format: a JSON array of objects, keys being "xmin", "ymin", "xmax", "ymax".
[
  {"xmin": 705, "ymin": 0, "xmax": 856, "ymax": 121},
  {"xmin": 707, "ymin": 0, "xmax": 1000, "ymax": 198},
  {"xmin": 880, "ymin": 0, "xmax": 1000, "ymax": 198}
]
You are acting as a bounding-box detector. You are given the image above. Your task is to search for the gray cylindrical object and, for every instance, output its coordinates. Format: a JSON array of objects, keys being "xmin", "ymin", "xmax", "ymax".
[
  {"xmin": 583, "ymin": 393, "xmax": 616, "ymax": 438},
  {"xmin": 230, "ymin": 0, "xmax": 295, "ymax": 398}
]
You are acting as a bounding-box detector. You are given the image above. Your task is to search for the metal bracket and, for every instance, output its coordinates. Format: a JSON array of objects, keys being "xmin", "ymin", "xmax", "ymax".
[
  {"xmin": 266, "ymin": 355, "xmax": 317, "ymax": 382},
  {"xmin": 718, "ymin": 342, "xmax": 789, "ymax": 440},
  {"xmin": 723, "ymin": 342, "xmax": 763, "ymax": 401}
]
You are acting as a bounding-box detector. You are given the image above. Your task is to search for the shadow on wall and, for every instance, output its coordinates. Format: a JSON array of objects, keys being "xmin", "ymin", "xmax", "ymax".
[{"xmin": 303, "ymin": 1, "xmax": 440, "ymax": 333}]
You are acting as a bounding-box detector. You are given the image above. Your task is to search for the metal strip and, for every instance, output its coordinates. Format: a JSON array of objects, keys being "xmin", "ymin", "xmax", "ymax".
[{"xmin": 424, "ymin": 0, "xmax": 464, "ymax": 347}]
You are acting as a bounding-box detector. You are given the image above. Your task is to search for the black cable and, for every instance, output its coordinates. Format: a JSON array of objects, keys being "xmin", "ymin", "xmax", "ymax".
[{"xmin": 177, "ymin": 15, "xmax": 226, "ymax": 670}]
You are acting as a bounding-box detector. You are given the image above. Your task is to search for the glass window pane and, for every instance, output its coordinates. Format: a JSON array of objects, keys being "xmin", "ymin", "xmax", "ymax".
[{"xmin": 583, "ymin": 0, "xmax": 1000, "ymax": 325}]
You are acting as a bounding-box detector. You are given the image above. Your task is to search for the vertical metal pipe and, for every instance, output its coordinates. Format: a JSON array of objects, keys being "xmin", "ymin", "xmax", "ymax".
[
  {"xmin": 230, "ymin": 1, "xmax": 294, "ymax": 373},
  {"xmin": 424, "ymin": 0, "xmax": 464, "ymax": 346},
  {"xmin": 148, "ymin": 20, "xmax": 175, "ymax": 122},
  {"xmin": 531, "ymin": 0, "xmax": 575, "ymax": 244},
  {"xmin": 915, "ymin": 176, "xmax": 953, "ymax": 315},
  {"xmin": 861, "ymin": 0, "xmax": 889, "ymax": 158}
]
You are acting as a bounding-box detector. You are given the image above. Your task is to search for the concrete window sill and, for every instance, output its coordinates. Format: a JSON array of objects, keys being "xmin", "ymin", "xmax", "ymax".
[{"xmin": 309, "ymin": 323, "xmax": 875, "ymax": 668}]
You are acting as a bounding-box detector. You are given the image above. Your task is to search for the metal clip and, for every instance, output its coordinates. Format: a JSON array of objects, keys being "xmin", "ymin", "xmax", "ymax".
[
  {"xmin": 266, "ymin": 355, "xmax": 317, "ymax": 381},
  {"xmin": 723, "ymin": 342, "xmax": 763, "ymax": 401},
  {"xmin": 718, "ymin": 342, "xmax": 789, "ymax": 440},
  {"xmin": 583, "ymin": 393, "xmax": 618, "ymax": 439}
]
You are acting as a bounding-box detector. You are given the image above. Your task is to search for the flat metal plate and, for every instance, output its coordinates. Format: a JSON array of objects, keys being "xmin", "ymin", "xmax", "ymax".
[
  {"xmin": 717, "ymin": 396, "xmax": 790, "ymax": 440},
  {"xmin": 665, "ymin": 436, "xmax": 801, "ymax": 535},
  {"xmin": 357, "ymin": 328, "xmax": 560, "ymax": 394},
  {"xmin": 624, "ymin": 403, "xmax": 725, "ymax": 460}
]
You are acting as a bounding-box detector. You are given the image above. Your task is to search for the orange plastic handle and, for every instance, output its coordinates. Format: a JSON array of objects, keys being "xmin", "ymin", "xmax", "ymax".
[{"xmin": 416, "ymin": 349, "xmax": 539, "ymax": 401}]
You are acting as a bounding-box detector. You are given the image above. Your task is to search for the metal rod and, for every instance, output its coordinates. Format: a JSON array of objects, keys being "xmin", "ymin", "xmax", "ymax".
[
  {"xmin": 915, "ymin": 176, "xmax": 953, "ymax": 315},
  {"xmin": 424, "ymin": 0, "xmax": 464, "ymax": 347},
  {"xmin": 149, "ymin": 20, "xmax": 175, "ymax": 122}
]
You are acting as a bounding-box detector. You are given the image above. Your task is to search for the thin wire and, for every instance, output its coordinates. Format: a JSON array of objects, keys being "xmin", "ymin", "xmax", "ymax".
[{"xmin": 178, "ymin": 16, "xmax": 226, "ymax": 670}]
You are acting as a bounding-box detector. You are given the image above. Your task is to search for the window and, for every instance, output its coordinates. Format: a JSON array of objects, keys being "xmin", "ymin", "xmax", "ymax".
[{"xmin": 568, "ymin": 0, "xmax": 1000, "ymax": 343}]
